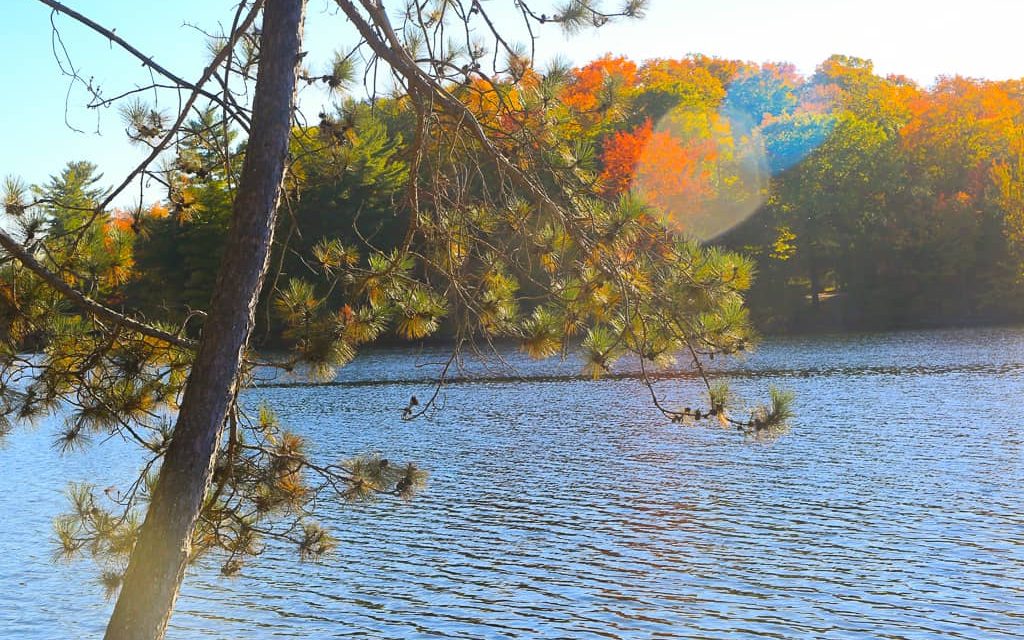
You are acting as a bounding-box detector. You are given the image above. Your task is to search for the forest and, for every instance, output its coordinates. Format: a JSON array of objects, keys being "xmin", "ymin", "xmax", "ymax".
[{"xmin": 21, "ymin": 52, "xmax": 1024, "ymax": 340}]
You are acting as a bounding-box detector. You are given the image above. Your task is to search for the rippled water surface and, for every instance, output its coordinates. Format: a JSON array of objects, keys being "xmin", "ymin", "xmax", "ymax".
[{"xmin": 3, "ymin": 327, "xmax": 1024, "ymax": 638}]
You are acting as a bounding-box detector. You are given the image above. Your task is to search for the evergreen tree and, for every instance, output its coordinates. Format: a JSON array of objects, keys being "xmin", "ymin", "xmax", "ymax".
[{"xmin": 0, "ymin": 4, "xmax": 811, "ymax": 639}]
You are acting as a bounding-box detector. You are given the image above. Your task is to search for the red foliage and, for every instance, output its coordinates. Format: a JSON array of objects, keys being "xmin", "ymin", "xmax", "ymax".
[
  {"xmin": 637, "ymin": 132, "xmax": 717, "ymax": 217},
  {"xmin": 600, "ymin": 119, "xmax": 652, "ymax": 196},
  {"xmin": 599, "ymin": 117, "xmax": 719, "ymax": 228},
  {"xmin": 562, "ymin": 55, "xmax": 638, "ymax": 113}
]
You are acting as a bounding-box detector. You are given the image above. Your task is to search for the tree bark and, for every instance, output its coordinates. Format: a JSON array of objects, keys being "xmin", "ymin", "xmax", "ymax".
[{"xmin": 104, "ymin": 2, "xmax": 306, "ymax": 638}]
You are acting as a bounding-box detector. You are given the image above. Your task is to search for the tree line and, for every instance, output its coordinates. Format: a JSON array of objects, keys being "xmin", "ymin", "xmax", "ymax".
[{"xmin": 29, "ymin": 52, "xmax": 1024, "ymax": 338}]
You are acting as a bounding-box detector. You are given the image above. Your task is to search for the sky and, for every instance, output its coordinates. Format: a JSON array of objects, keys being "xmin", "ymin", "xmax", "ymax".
[{"xmin": 2, "ymin": 0, "xmax": 1024, "ymax": 207}]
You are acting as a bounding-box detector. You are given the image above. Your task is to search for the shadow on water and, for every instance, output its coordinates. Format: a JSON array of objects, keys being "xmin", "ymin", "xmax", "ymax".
[{"xmin": 255, "ymin": 361, "xmax": 1024, "ymax": 390}]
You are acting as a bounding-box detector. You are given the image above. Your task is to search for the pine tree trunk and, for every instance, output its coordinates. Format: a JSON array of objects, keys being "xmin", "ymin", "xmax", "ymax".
[{"xmin": 104, "ymin": 2, "xmax": 306, "ymax": 638}]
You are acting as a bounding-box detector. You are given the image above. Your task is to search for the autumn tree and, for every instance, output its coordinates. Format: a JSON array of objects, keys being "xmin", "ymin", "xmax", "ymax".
[
  {"xmin": 714, "ymin": 55, "xmax": 1024, "ymax": 329},
  {"xmin": 595, "ymin": 56, "xmax": 767, "ymax": 241}
]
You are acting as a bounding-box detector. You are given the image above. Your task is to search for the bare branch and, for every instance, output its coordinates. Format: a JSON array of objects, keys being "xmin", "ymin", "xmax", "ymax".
[{"xmin": 36, "ymin": 0, "xmax": 252, "ymax": 120}]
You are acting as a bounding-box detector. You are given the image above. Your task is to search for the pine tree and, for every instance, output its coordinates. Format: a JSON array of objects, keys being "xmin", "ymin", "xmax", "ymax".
[{"xmin": 1, "ymin": 2, "xmax": 794, "ymax": 639}]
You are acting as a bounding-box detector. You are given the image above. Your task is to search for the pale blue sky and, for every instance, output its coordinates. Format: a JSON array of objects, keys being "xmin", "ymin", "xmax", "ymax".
[{"xmin": 3, "ymin": 0, "xmax": 1023, "ymax": 206}]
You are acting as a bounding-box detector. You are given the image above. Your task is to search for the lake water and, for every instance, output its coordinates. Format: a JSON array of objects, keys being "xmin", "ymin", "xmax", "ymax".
[{"xmin": 2, "ymin": 327, "xmax": 1024, "ymax": 638}]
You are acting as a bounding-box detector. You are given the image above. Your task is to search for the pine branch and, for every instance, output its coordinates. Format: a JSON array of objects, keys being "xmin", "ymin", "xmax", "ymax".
[{"xmin": 0, "ymin": 229, "xmax": 193, "ymax": 349}]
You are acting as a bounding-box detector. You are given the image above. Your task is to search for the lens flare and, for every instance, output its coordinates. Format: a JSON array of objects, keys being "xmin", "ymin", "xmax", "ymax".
[{"xmin": 630, "ymin": 81, "xmax": 833, "ymax": 242}]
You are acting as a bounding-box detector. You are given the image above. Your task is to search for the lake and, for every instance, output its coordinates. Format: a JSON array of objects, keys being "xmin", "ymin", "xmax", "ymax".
[{"xmin": 2, "ymin": 327, "xmax": 1024, "ymax": 638}]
